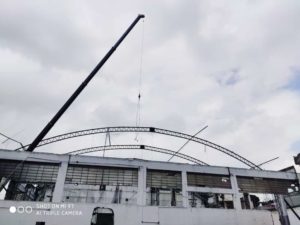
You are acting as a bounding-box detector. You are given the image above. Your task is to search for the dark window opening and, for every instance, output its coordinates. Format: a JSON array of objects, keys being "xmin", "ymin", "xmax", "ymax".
[
  {"xmin": 36, "ymin": 222, "xmax": 45, "ymax": 225},
  {"xmin": 189, "ymin": 192, "xmax": 234, "ymax": 209},
  {"xmin": 91, "ymin": 207, "xmax": 114, "ymax": 225},
  {"xmin": 150, "ymin": 187, "xmax": 160, "ymax": 206},
  {"xmin": 4, "ymin": 181, "xmax": 54, "ymax": 202},
  {"xmin": 240, "ymin": 192, "xmax": 275, "ymax": 210},
  {"xmin": 0, "ymin": 159, "xmax": 58, "ymax": 202}
]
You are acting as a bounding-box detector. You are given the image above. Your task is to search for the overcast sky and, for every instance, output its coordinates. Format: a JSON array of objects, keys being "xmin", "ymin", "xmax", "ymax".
[{"xmin": 0, "ymin": 0, "xmax": 300, "ymax": 170}]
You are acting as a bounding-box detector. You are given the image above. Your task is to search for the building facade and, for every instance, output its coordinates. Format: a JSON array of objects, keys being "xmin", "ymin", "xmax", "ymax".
[{"xmin": 0, "ymin": 149, "xmax": 299, "ymax": 225}]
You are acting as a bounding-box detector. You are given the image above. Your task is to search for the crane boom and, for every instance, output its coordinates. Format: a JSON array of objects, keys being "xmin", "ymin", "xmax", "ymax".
[{"xmin": 26, "ymin": 14, "xmax": 145, "ymax": 152}]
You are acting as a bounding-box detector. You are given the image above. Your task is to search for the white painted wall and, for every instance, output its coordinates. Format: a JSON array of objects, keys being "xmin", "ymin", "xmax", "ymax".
[
  {"xmin": 1, "ymin": 200, "xmax": 298, "ymax": 225},
  {"xmin": 1, "ymin": 150, "xmax": 299, "ymax": 225},
  {"xmin": 286, "ymin": 208, "xmax": 300, "ymax": 225}
]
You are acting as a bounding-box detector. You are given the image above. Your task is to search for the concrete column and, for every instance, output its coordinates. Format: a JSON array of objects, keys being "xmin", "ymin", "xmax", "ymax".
[
  {"xmin": 229, "ymin": 172, "xmax": 242, "ymax": 210},
  {"xmin": 278, "ymin": 195, "xmax": 290, "ymax": 225},
  {"xmin": 137, "ymin": 166, "xmax": 147, "ymax": 206},
  {"xmin": 248, "ymin": 194, "xmax": 254, "ymax": 209},
  {"xmin": 181, "ymin": 170, "xmax": 188, "ymax": 207},
  {"xmin": 52, "ymin": 161, "xmax": 68, "ymax": 202}
]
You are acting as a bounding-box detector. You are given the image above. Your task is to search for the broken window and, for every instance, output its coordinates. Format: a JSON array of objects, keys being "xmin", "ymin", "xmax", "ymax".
[
  {"xmin": 237, "ymin": 176, "xmax": 297, "ymax": 194},
  {"xmin": 188, "ymin": 192, "xmax": 234, "ymax": 209},
  {"xmin": 186, "ymin": 173, "xmax": 233, "ymax": 209},
  {"xmin": 238, "ymin": 192, "xmax": 277, "ymax": 210},
  {"xmin": 4, "ymin": 182, "xmax": 54, "ymax": 201},
  {"xmin": 63, "ymin": 165, "xmax": 138, "ymax": 204},
  {"xmin": 237, "ymin": 176, "xmax": 298, "ymax": 210},
  {"xmin": 65, "ymin": 165, "xmax": 138, "ymax": 186},
  {"xmin": 187, "ymin": 173, "xmax": 231, "ymax": 189},
  {"xmin": 239, "ymin": 193, "xmax": 262, "ymax": 210},
  {"xmin": 0, "ymin": 159, "xmax": 58, "ymax": 202},
  {"xmin": 146, "ymin": 170, "xmax": 182, "ymax": 207}
]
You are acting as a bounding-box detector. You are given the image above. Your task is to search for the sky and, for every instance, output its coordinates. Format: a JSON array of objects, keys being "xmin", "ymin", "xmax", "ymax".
[{"xmin": 0, "ymin": 0, "xmax": 300, "ymax": 171}]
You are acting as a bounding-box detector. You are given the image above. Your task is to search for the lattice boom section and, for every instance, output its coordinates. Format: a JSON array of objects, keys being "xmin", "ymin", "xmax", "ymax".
[
  {"xmin": 187, "ymin": 172, "xmax": 232, "ymax": 189},
  {"xmin": 0, "ymin": 159, "xmax": 58, "ymax": 183},
  {"xmin": 146, "ymin": 169, "xmax": 182, "ymax": 189},
  {"xmin": 65, "ymin": 165, "xmax": 138, "ymax": 186},
  {"xmin": 237, "ymin": 176, "xmax": 297, "ymax": 194}
]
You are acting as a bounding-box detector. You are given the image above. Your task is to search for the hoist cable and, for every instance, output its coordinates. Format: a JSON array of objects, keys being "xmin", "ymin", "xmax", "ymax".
[{"xmin": 135, "ymin": 19, "xmax": 145, "ymax": 142}]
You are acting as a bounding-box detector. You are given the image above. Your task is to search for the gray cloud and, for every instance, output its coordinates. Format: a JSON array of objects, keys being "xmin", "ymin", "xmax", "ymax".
[{"xmin": 0, "ymin": 0, "xmax": 300, "ymax": 171}]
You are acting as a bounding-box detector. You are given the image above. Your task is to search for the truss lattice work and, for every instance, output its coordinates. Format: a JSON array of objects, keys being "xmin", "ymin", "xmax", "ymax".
[
  {"xmin": 67, "ymin": 144, "xmax": 209, "ymax": 165},
  {"xmin": 17, "ymin": 126, "xmax": 260, "ymax": 169}
]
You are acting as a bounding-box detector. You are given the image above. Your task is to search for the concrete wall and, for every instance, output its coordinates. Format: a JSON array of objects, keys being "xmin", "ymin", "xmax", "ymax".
[
  {"xmin": 0, "ymin": 150, "xmax": 299, "ymax": 225},
  {"xmin": 286, "ymin": 208, "xmax": 300, "ymax": 225},
  {"xmin": 1, "ymin": 200, "xmax": 298, "ymax": 225}
]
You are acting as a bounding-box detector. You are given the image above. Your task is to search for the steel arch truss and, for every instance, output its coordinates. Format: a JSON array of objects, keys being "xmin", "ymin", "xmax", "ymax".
[
  {"xmin": 67, "ymin": 144, "xmax": 209, "ymax": 166},
  {"xmin": 18, "ymin": 126, "xmax": 260, "ymax": 169}
]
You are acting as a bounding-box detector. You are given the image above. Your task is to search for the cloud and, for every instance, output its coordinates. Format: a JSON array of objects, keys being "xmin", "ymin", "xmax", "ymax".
[
  {"xmin": 0, "ymin": 0, "xmax": 300, "ymax": 171},
  {"xmin": 284, "ymin": 69, "xmax": 300, "ymax": 91}
]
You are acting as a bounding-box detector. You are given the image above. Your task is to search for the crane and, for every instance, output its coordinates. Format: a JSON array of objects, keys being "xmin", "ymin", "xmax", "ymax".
[{"xmin": 25, "ymin": 14, "xmax": 145, "ymax": 152}]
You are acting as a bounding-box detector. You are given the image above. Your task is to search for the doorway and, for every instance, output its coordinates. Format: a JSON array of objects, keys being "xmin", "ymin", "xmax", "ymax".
[{"xmin": 91, "ymin": 207, "xmax": 114, "ymax": 225}]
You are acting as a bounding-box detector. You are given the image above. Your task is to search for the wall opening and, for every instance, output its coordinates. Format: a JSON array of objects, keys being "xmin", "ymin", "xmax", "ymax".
[
  {"xmin": 146, "ymin": 169, "xmax": 182, "ymax": 207},
  {"xmin": 188, "ymin": 192, "xmax": 234, "ymax": 209},
  {"xmin": 63, "ymin": 165, "xmax": 138, "ymax": 204},
  {"xmin": 237, "ymin": 176, "xmax": 299, "ymax": 210},
  {"xmin": 0, "ymin": 160, "xmax": 58, "ymax": 202},
  {"xmin": 187, "ymin": 172, "xmax": 231, "ymax": 189},
  {"xmin": 91, "ymin": 207, "xmax": 114, "ymax": 225}
]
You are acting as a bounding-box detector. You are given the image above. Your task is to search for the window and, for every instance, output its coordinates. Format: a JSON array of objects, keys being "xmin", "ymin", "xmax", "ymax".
[
  {"xmin": 187, "ymin": 173, "xmax": 231, "ymax": 189},
  {"xmin": 146, "ymin": 170, "xmax": 182, "ymax": 207},
  {"xmin": 188, "ymin": 192, "xmax": 234, "ymax": 209},
  {"xmin": 63, "ymin": 165, "xmax": 138, "ymax": 204},
  {"xmin": 0, "ymin": 160, "xmax": 59, "ymax": 183},
  {"xmin": 237, "ymin": 176, "xmax": 297, "ymax": 194},
  {"xmin": 65, "ymin": 165, "xmax": 138, "ymax": 186},
  {"xmin": 0, "ymin": 160, "xmax": 58, "ymax": 202},
  {"xmin": 147, "ymin": 170, "xmax": 181, "ymax": 189}
]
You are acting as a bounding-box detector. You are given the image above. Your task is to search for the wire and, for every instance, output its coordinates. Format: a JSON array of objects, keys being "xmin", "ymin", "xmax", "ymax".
[
  {"xmin": 0, "ymin": 131, "xmax": 25, "ymax": 151},
  {"xmin": 168, "ymin": 125, "xmax": 208, "ymax": 162},
  {"xmin": 1, "ymin": 129, "xmax": 25, "ymax": 144},
  {"xmin": 134, "ymin": 18, "xmax": 145, "ymax": 142}
]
